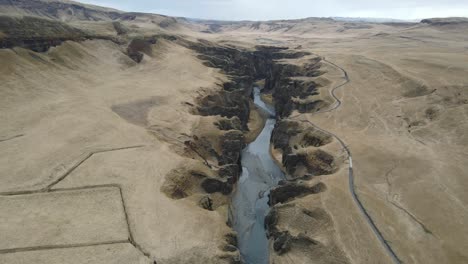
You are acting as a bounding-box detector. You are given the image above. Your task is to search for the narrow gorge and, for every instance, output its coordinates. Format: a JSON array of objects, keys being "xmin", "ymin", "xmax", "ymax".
[
  {"xmin": 156, "ymin": 37, "xmax": 350, "ymax": 263},
  {"xmin": 2, "ymin": 2, "xmax": 467, "ymax": 264},
  {"xmin": 0, "ymin": 28, "xmax": 352, "ymax": 262}
]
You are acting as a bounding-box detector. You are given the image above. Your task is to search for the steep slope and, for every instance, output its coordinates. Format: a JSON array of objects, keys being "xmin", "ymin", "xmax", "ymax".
[
  {"xmin": 0, "ymin": 0, "xmax": 188, "ymax": 39},
  {"xmin": 0, "ymin": 0, "xmax": 122, "ymax": 21},
  {"xmin": 0, "ymin": 1, "xmax": 467, "ymax": 264},
  {"xmin": 0, "ymin": 35, "xmax": 249, "ymax": 264}
]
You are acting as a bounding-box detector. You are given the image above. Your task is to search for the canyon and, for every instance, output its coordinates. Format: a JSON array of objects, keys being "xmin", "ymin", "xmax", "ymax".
[{"xmin": 0, "ymin": 1, "xmax": 468, "ymax": 264}]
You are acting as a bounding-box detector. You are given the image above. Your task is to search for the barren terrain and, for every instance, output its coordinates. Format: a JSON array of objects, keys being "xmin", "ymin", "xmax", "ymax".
[{"xmin": 0, "ymin": 1, "xmax": 467, "ymax": 264}]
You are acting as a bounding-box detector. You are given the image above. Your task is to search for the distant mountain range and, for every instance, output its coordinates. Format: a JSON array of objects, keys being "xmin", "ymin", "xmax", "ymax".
[
  {"xmin": 186, "ymin": 16, "xmax": 421, "ymax": 24},
  {"xmin": 331, "ymin": 17, "xmax": 419, "ymax": 23}
]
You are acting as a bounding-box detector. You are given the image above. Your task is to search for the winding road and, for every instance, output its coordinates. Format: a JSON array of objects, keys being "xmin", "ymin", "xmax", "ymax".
[{"xmin": 290, "ymin": 56, "xmax": 402, "ymax": 264}]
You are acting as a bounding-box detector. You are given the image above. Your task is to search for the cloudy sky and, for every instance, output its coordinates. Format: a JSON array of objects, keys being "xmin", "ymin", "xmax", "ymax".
[{"xmin": 78, "ymin": 0, "xmax": 468, "ymax": 21}]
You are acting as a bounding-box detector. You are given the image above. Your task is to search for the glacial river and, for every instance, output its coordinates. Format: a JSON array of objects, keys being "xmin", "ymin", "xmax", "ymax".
[{"xmin": 231, "ymin": 87, "xmax": 285, "ymax": 264}]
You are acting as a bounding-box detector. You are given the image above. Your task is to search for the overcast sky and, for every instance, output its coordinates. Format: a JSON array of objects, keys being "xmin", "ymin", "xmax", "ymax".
[{"xmin": 77, "ymin": 0, "xmax": 468, "ymax": 21}]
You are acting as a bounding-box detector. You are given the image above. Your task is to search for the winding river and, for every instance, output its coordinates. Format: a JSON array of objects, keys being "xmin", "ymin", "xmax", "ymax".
[{"xmin": 231, "ymin": 87, "xmax": 285, "ymax": 264}]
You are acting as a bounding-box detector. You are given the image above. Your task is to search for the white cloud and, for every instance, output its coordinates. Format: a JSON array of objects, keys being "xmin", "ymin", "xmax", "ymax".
[{"xmin": 75, "ymin": 0, "xmax": 468, "ymax": 20}]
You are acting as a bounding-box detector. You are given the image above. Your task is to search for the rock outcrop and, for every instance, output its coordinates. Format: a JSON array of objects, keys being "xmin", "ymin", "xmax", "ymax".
[
  {"xmin": 197, "ymin": 90, "xmax": 251, "ymax": 130},
  {"xmin": 268, "ymin": 182, "xmax": 327, "ymax": 205},
  {"xmin": 271, "ymin": 119, "xmax": 336, "ymax": 178},
  {"xmin": 265, "ymin": 204, "xmax": 350, "ymax": 263},
  {"xmin": 126, "ymin": 37, "xmax": 156, "ymax": 62},
  {"xmin": 264, "ymin": 55, "xmax": 326, "ymax": 117},
  {"xmin": 0, "ymin": 15, "xmax": 89, "ymax": 52}
]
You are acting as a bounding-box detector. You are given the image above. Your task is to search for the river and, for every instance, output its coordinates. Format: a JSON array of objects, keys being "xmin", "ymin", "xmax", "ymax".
[{"xmin": 231, "ymin": 87, "xmax": 285, "ymax": 264}]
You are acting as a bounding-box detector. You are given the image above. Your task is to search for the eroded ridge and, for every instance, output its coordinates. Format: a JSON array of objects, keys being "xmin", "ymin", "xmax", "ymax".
[{"xmin": 278, "ymin": 56, "xmax": 402, "ymax": 264}]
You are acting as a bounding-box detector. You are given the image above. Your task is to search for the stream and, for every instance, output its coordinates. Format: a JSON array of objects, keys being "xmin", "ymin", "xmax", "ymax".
[{"xmin": 231, "ymin": 87, "xmax": 285, "ymax": 264}]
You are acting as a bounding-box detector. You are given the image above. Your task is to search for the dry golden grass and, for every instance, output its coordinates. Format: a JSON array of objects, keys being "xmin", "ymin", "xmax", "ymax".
[{"xmin": 0, "ymin": 1, "xmax": 467, "ymax": 263}]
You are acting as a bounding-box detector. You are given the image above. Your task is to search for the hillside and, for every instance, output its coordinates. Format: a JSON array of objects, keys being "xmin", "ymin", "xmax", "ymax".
[{"xmin": 0, "ymin": 1, "xmax": 467, "ymax": 264}]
